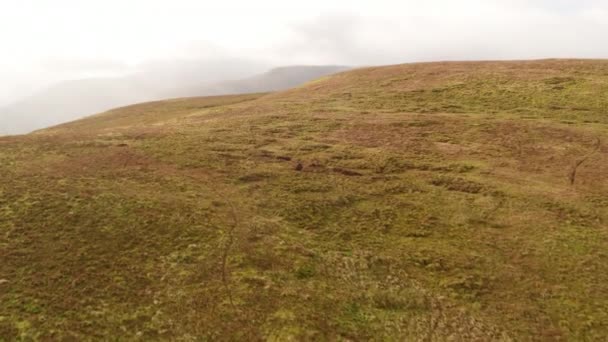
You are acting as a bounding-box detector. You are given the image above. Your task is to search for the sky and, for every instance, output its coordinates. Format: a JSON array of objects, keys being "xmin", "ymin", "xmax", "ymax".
[{"xmin": 1, "ymin": 0, "xmax": 607, "ymax": 105}]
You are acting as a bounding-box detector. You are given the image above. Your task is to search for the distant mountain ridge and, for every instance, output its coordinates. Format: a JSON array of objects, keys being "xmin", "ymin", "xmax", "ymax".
[
  {"xmin": 0, "ymin": 65, "xmax": 349, "ymax": 135},
  {"xmin": 168, "ymin": 65, "xmax": 350, "ymax": 98}
]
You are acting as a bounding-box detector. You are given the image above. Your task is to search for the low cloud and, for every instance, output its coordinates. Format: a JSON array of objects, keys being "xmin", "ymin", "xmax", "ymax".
[
  {"xmin": 277, "ymin": 3, "xmax": 608, "ymax": 66},
  {"xmin": 41, "ymin": 58, "xmax": 131, "ymax": 74}
]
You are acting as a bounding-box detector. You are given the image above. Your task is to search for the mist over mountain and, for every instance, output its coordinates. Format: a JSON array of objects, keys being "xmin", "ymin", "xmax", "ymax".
[
  {"xmin": 3, "ymin": 0, "xmax": 608, "ymax": 338},
  {"xmin": 168, "ymin": 65, "xmax": 350, "ymax": 98},
  {"xmin": 0, "ymin": 64, "xmax": 348, "ymax": 135}
]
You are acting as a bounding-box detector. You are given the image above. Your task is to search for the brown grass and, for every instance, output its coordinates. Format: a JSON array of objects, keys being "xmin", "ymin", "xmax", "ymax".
[{"xmin": 1, "ymin": 60, "xmax": 608, "ymax": 340}]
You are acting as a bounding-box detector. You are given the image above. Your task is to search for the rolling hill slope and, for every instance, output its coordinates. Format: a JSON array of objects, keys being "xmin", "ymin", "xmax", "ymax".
[
  {"xmin": 0, "ymin": 65, "xmax": 348, "ymax": 136},
  {"xmin": 1, "ymin": 60, "xmax": 607, "ymax": 340}
]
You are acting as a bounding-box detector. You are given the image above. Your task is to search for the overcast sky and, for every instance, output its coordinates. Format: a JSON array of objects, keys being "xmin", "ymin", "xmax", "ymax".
[{"xmin": 1, "ymin": 0, "xmax": 607, "ymax": 105}]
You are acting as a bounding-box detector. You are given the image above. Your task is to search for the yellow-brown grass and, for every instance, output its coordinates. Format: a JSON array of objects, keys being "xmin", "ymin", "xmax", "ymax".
[{"xmin": 1, "ymin": 60, "xmax": 607, "ymax": 340}]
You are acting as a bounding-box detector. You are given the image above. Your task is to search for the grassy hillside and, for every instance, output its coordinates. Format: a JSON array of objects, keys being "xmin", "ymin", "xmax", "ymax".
[
  {"xmin": 0, "ymin": 65, "xmax": 347, "ymax": 135},
  {"xmin": 1, "ymin": 60, "xmax": 607, "ymax": 340}
]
